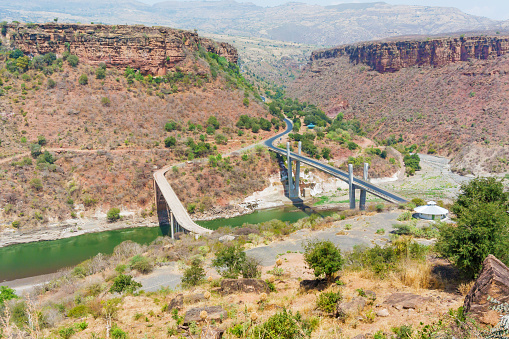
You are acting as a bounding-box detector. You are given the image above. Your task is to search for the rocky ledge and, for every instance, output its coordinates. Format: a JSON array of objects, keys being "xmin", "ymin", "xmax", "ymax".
[
  {"xmin": 311, "ymin": 36, "xmax": 509, "ymax": 73},
  {"xmin": 2, "ymin": 23, "xmax": 238, "ymax": 75}
]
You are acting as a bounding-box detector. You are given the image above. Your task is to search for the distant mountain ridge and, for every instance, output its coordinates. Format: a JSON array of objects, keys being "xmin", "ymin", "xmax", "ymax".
[{"xmin": 1, "ymin": 0, "xmax": 509, "ymax": 46}]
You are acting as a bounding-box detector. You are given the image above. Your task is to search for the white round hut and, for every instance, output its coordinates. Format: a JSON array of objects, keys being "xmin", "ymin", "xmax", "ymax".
[{"xmin": 414, "ymin": 201, "xmax": 449, "ymax": 220}]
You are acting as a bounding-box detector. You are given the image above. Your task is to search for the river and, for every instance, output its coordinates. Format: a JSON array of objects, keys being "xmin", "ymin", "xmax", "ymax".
[{"xmin": 0, "ymin": 206, "xmax": 338, "ymax": 283}]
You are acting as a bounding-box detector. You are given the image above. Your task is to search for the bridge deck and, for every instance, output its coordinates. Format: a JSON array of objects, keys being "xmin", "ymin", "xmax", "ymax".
[{"xmin": 154, "ymin": 167, "xmax": 212, "ymax": 235}]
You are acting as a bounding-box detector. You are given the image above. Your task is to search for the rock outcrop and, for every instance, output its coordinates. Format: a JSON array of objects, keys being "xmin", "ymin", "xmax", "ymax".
[
  {"xmin": 220, "ymin": 279, "xmax": 270, "ymax": 295},
  {"xmin": 464, "ymin": 255, "xmax": 509, "ymax": 324},
  {"xmin": 311, "ymin": 36, "xmax": 509, "ymax": 73},
  {"xmin": 3, "ymin": 23, "xmax": 238, "ymax": 75}
]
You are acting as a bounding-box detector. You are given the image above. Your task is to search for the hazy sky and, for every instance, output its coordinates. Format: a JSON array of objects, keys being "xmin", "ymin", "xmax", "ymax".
[{"xmin": 137, "ymin": 0, "xmax": 509, "ymax": 21}]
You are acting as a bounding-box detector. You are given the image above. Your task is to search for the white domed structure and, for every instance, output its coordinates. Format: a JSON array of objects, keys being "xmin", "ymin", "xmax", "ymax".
[{"xmin": 414, "ymin": 201, "xmax": 449, "ymax": 220}]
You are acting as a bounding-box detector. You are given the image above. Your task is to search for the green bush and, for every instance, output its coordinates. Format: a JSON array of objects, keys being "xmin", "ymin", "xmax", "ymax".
[
  {"xmin": 251, "ymin": 309, "xmax": 315, "ymax": 339},
  {"xmin": 111, "ymin": 327, "xmax": 128, "ymax": 339},
  {"xmin": 303, "ymin": 240, "xmax": 343, "ymax": 282},
  {"xmin": 397, "ymin": 211, "xmax": 413, "ymax": 221},
  {"xmin": 58, "ymin": 326, "xmax": 75, "ymax": 339},
  {"xmin": 181, "ymin": 257, "xmax": 206, "ymax": 287},
  {"xmin": 392, "ymin": 325, "xmax": 413, "ymax": 339},
  {"xmin": 67, "ymin": 55, "xmax": 79, "ymax": 67},
  {"xmin": 107, "ymin": 208, "xmax": 121, "ymax": 222},
  {"xmin": 30, "ymin": 177, "xmax": 43, "ymax": 191},
  {"xmin": 96, "ymin": 67, "xmax": 106, "ymax": 79},
  {"xmin": 212, "ymin": 245, "xmax": 260, "ymax": 279},
  {"xmin": 101, "ymin": 97, "xmax": 111, "ymax": 106},
  {"xmin": 0, "ymin": 286, "xmax": 17, "ymax": 305},
  {"xmin": 30, "ymin": 143, "xmax": 42, "ymax": 157},
  {"xmin": 67, "ymin": 304, "xmax": 89, "ymax": 318},
  {"xmin": 76, "ymin": 321, "xmax": 88, "ymax": 331},
  {"xmin": 78, "ymin": 74, "xmax": 88, "ymax": 85},
  {"xmin": 164, "ymin": 136, "xmax": 176, "ymax": 147},
  {"xmin": 130, "ymin": 255, "xmax": 153, "ymax": 274},
  {"xmin": 411, "ymin": 198, "xmax": 425, "ymax": 206},
  {"xmin": 452, "ymin": 177, "xmax": 508, "ymax": 218},
  {"xmin": 109, "ymin": 274, "xmax": 142, "ymax": 294},
  {"xmin": 316, "ymin": 291, "xmax": 342, "ymax": 314},
  {"xmin": 164, "ymin": 120, "xmax": 177, "ymax": 132},
  {"xmin": 11, "ymin": 302, "xmax": 28, "ymax": 328}
]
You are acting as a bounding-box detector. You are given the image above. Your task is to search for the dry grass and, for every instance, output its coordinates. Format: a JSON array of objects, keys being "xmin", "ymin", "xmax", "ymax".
[
  {"xmin": 458, "ymin": 281, "xmax": 475, "ymax": 296},
  {"xmin": 397, "ymin": 259, "xmax": 432, "ymax": 289}
]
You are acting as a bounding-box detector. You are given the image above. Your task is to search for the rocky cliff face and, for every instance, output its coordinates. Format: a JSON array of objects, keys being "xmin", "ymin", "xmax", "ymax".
[
  {"xmin": 312, "ymin": 36, "xmax": 509, "ymax": 73},
  {"xmin": 3, "ymin": 23, "xmax": 238, "ymax": 75}
]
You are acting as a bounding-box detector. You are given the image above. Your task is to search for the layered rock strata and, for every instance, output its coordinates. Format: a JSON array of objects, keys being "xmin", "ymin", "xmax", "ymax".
[
  {"xmin": 312, "ymin": 36, "xmax": 509, "ymax": 73},
  {"xmin": 3, "ymin": 23, "xmax": 238, "ymax": 75}
]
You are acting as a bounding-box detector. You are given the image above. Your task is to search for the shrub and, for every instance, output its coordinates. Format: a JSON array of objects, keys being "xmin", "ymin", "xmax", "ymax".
[
  {"xmin": 78, "ymin": 74, "xmax": 88, "ymax": 85},
  {"xmin": 30, "ymin": 143, "xmax": 42, "ymax": 157},
  {"xmin": 67, "ymin": 304, "xmax": 88, "ymax": 318},
  {"xmin": 11, "ymin": 220, "xmax": 20, "ymax": 228},
  {"xmin": 411, "ymin": 198, "xmax": 425, "ymax": 206},
  {"xmin": 375, "ymin": 203, "xmax": 384, "ymax": 212},
  {"xmin": 96, "ymin": 67, "xmax": 106, "ymax": 79},
  {"xmin": 251, "ymin": 309, "xmax": 315, "ymax": 339},
  {"xmin": 30, "ymin": 177, "xmax": 43, "ymax": 191},
  {"xmin": 165, "ymin": 120, "xmax": 177, "ymax": 132},
  {"xmin": 76, "ymin": 321, "xmax": 88, "ymax": 331},
  {"xmin": 107, "ymin": 208, "xmax": 121, "ymax": 222},
  {"xmin": 130, "ymin": 255, "xmax": 153, "ymax": 274},
  {"xmin": 452, "ymin": 177, "xmax": 508, "ymax": 218},
  {"xmin": 212, "ymin": 245, "xmax": 259, "ymax": 279},
  {"xmin": 37, "ymin": 151, "xmax": 54, "ymax": 164},
  {"xmin": 67, "ymin": 55, "xmax": 79, "ymax": 67},
  {"xmin": 47, "ymin": 78, "xmax": 56, "ymax": 88},
  {"xmin": 243, "ymin": 97, "xmax": 249, "ymax": 107},
  {"xmin": 164, "ymin": 136, "xmax": 176, "ymax": 147},
  {"xmin": 251, "ymin": 123, "xmax": 260, "ymax": 133},
  {"xmin": 101, "ymin": 97, "xmax": 111, "ymax": 106},
  {"xmin": 181, "ymin": 257, "xmax": 206, "ymax": 287},
  {"xmin": 316, "ymin": 291, "xmax": 342, "ymax": 314},
  {"xmin": 207, "ymin": 115, "xmax": 220, "ymax": 129},
  {"xmin": 0, "ymin": 286, "xmax": 17, "ymax": 305},
  {"xmin": 392, "ymin": 325, "xmax": 413, "ymax": 339},
  {"xmin": 215, "ymin": 134, "xmax": 228, "ymax": 145},
  {"xmin": 397, "ymin": 211, "xmax": 413, "ymax": 221},
  {"xmin": 109, "ymin": 274, "xmax": 142, "ymax": 294},
  {"xmin": 58, "ymin": 326, "xmax": 75, "ymax": 339},
  {"xmin": 111, "ymin": 327, "xmax": 128, "ymax": 339},
  {"xmin": 303, "ymin": 240, "xmax": 344, "ymax": 282}
]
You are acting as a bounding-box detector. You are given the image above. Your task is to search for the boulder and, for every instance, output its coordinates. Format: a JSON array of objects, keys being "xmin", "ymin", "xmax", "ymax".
[
  {"xmin": 383, "ymin": 293, "xmax": 430, "ymax": 310},
  {"xmin": 183, "ymin": 306, "xmax": 227, "ymax": 325},
  {"xmin": 299, "ymin": 279, "xmax": 328, "ymax": 292},
  {"xmin": 167, "ymin": 294, "xmax": 183, "ymax": 312},
  {"xmin": 464, "ymin": 255, "xmax": 509, "ymax": 323},
  {"xmin": 336, "ymin": 297, "xmax": 366, "ymax": 319},
  {"xmin": 184, "ymin": 293, "xmax": 206, "ymax": 304},
  {"xmin": 364, "ymin": 290, "xmax": 376, "ymax": 301},
  {"xmin": 376, "ymin": 308, "xmax": 390, "ymax": 317},
  {"xmin": 221, "ymin": 279, "xmax": 270, "ymax": 295},
  {"xmin": 201, "ymin": 327, "xmax": 225, "ymax": 339}
]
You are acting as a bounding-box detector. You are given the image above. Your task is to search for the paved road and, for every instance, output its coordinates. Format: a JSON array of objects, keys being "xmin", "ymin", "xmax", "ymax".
[{"xmin": 264, "ymin": 119, "xmax": 407, "ymax": 204}]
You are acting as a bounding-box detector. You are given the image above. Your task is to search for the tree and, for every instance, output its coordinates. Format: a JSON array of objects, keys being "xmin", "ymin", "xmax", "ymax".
[
  {"xmin": 37, "ymin": 135, "xmax": 46, "ymax": 146},
  {"xmin": 251, "ymin": 123, "xmax": 260, "ymax": 133},
  {"xmin": 452, "ymin": 177, "xmax": 508, "ymax": 218},
  {"xmin": 78, "ymin": 74, "xmax": 88, "ymax": 85},
  {"xmin": 303, "ymin": 240, "xmax": 344, "ymax": 282},
  {"xmin": 321, "ymin": 147, "xmax": 331, "ymax": 160},
  {"xmin": 211, "ymin": 244, "xmax": 259, "ymax": 279},
  {"xmin": 243, "ymin": 97, "xmax": 250, "ymax": 107},
  {"xmin": 215, "ymin": 134, "xmax": 228, "ymax": 145},
  {"xmin": 207, "ymin": 116, "xmax": 220, "ymax": 129},
  {"xmin": 165, "ymin": 120, "xmax": 177, "ymax": 132},
  {"xmin": 109, "ymin": 274, "xmax": 141, "ymax": 293},
  {"xmin": 164, "ymin": 136, "xmax": 176, "ymax": 147},
  {"xmin": 107, "ymin": 208, "xmax": 121, "ymax": 222},
  {"xmin": 67, "ymin": 55, "xmax": 79, "ymax": 67},
  {"xmin": 181, "ymin": 258, "xmax": 206, "ymax": 287},
  {"xmin": 30, "ymin": 178, "xmax": 43, "ymax": 191},
  {"xmin": 436, "ymin": 202, "xmax": 509, "ymax": 278}
]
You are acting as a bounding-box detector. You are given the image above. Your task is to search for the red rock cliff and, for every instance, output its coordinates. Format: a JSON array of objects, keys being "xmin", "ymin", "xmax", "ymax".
[
  {"xmin": 3, "ymin": 23, "xmax": 238, "ymax": 75},
  {"xmin": 311, "ymin": 36, "xmax": 509, "ymax": 73}
]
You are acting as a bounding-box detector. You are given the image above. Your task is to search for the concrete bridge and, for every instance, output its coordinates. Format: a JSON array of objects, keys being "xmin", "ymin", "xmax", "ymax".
[
  {"xmin": 153, "ymin": 118, "xmax": 406, "ymax": 237},
  {"xmin": 265, "ymin": 119, "xmax": 408, "ymax": 208}
]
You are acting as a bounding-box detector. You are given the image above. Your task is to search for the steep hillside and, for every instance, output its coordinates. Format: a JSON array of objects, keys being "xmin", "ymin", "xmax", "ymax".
[
  {"xmin": 0, "ymin": 24, "xmax": 280, "ymax": 230},
  {"xmin": 1, "ymin": 0, "xmax": 507, "ymax": 46},
  {"xmin": 288, "ymin": 35, "xmax": 509, "ymax": 175}
]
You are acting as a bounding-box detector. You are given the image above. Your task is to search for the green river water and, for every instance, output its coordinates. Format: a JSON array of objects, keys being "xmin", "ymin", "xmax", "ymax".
[{"xmin": 0, "ymin": 206, "xmax": 337, "ymax": 282}]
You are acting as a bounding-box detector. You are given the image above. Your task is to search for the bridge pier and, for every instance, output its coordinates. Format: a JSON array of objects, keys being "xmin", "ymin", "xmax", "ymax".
[
  {"xmin": 287, "ymin": 142, "xmax": 294, "ymax": 198},
  {"xmin": 348, "ymin": 164, "xmax": 356, "ymax": 209},
  {"xmin": 294, "ymin": 141, "xmax": 301, "ymax": 197},
  {"xmin": 359, "ymin": 163, "xmax": 369, "ymax": 211}
]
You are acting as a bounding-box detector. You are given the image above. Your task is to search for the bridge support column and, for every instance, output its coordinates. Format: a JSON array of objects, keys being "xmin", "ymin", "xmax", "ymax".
[
  {"xmin": 348, "ymin": 164, "xmax": 356, "ymax": 209},
  {"xmin": 287, "ymin": 142, "xmax": 294, "ymax": 198},
  {"xmin": 170, "ymin": 210, "xmax": 175, "ymax": 239},
  {"xmin": 294, "ymin": 141, "xmax": 301, "ymax": 197},
  {"xmin": 359, "ymin": 163, "xmax": 369, "ymax": 211}
]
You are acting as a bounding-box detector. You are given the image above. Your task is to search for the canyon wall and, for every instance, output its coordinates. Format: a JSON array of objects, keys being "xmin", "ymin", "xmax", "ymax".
[
  {"xmin": 3, "ymin": 23, "xmax": 238, "ymax": 75},
  {"xmin": 311, "ymin": 36, "xmax": 509, "ymax": 73}
]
